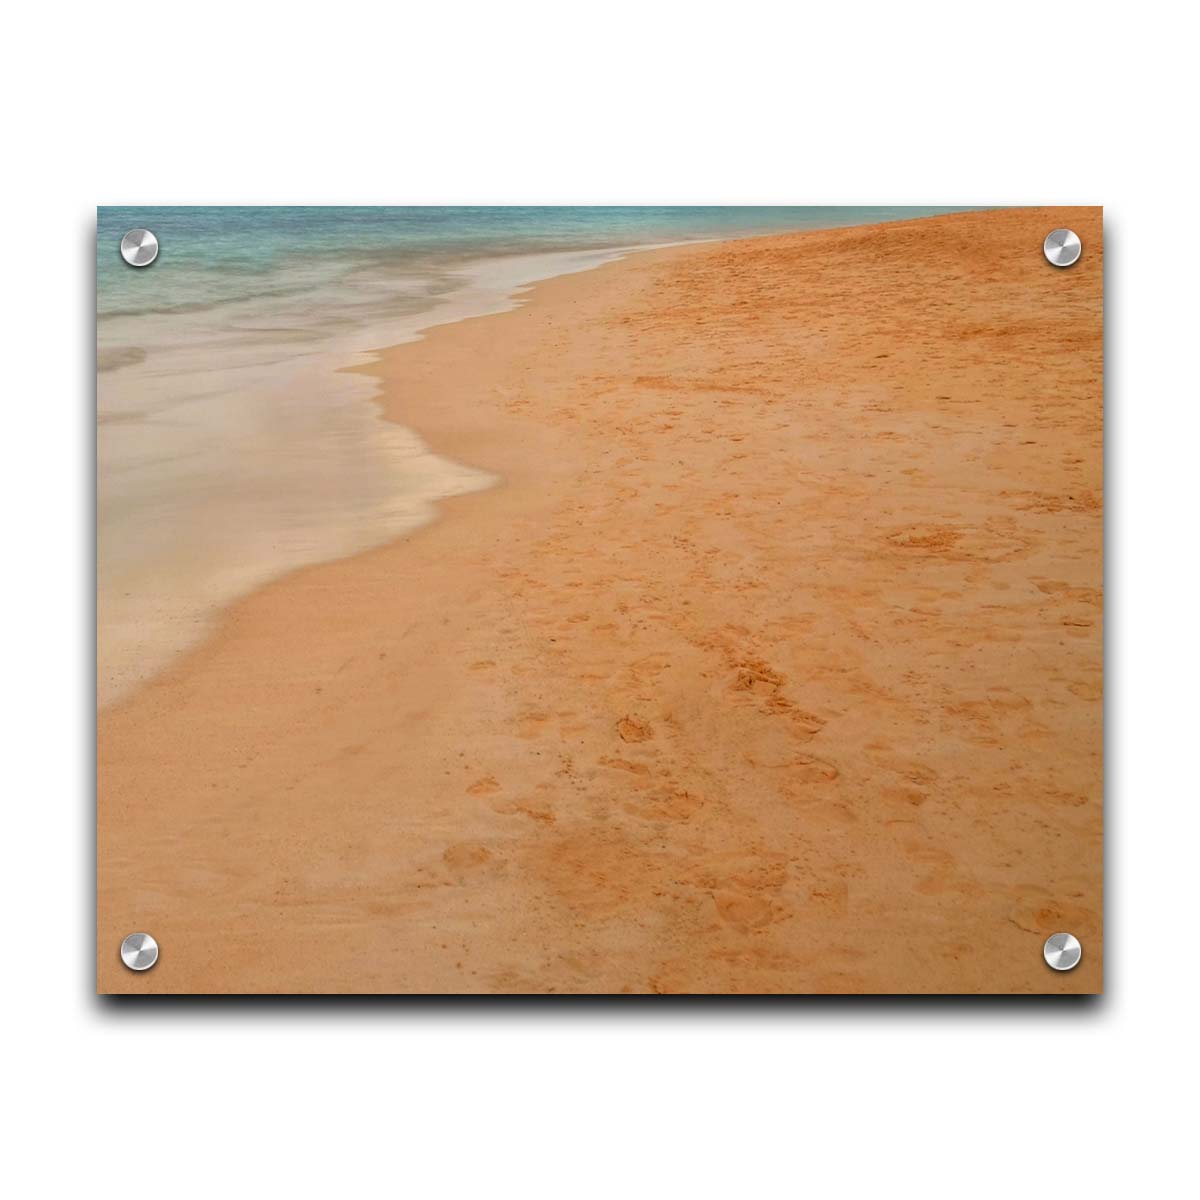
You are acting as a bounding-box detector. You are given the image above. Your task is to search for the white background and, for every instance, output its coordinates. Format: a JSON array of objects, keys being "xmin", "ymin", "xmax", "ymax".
[{"xmin": 2, "ymin": 2, "xmax": 1196, "ymax": 1196}]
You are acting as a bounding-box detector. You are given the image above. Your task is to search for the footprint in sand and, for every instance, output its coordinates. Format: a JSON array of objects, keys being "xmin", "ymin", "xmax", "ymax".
[
  {"xmin": 807, "ymin": 879, "xmax": 849, "ymax": 916},
  {"xmin": 884, "ymin": 785, "xmax": 929, "ymax": 808},
  {"xmin": 712, "ymin": 891, "xmax": 777, "ymax": 931},
  {"xmin": 786, "ymin": 754, "xmax": 840, "ymax": 784},
  {"xmin": 985, "ymin": 688, "xmax": 1033, "ymax": 712},
  {"xmin": 624, "ymin": 789, "xmax": 704, "ymax": 823},
  {"xmin": 491, "ymin": 798, "xmax": 556, "ymax": 825},
  {"xmin": 725, "ymin": 657, "xmax": 827, "ymax": 736},
  {"xmin": 598, "ymin": 756, "xmax": 653, "ymax": 779},
  {"xmin": 515, "ymin": 711, "xmax": 550, "ymax": 739},
  {"xmin": 885, "ymin": 525, "xmax": 963, "ymax": 553},
  {"xmin": 616, "ymin": 716, "xmax": 654, "ymax": 743},
  {"xmin": 873, "ymin": 753, "xmax": 938, "ymax": 788},
  {"xmin": 1008, "ymin": 892, "xmax": 1095, "ymax": 934},
  {"xmin": 466, "ymin": 775, "xmax": 501, "ymax": 795},
  {"xmin": 443, "ymin": 843, "xmax": 491, "ymax": 869},
  {"xmin": 442, "ymin": 842, "xmax": 496, "ymax": 882},
  {"xmin": 730, "ymin": 659, "xmax": 785, "ymax": 696}
]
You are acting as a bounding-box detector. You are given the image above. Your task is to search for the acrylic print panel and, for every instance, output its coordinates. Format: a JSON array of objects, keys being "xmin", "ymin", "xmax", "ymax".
[{"xmin": 96, "ymin": 206, "xmax": 1103, "ymax": 995}]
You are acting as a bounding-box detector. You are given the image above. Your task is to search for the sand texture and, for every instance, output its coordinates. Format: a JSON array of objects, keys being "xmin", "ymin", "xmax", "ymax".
[{"xmin": 98, "ymin": 207, "xmax": 1103, "ymax": 993}]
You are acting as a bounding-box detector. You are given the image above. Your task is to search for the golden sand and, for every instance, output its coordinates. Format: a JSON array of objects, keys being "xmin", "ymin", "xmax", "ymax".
[{"xmin": 98, "ymin": 207, "xmax": 1102, "ymax": 993}]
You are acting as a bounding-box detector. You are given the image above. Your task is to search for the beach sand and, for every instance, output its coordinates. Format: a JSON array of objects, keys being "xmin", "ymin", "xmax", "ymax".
[{"xmin": 98, "ymin": 207, "xmax": 1103, "ymax": 994}]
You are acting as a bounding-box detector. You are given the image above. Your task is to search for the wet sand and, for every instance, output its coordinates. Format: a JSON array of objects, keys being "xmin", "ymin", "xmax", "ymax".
[
  {"xmin": 98, "ymin": 207, "xmax": 1103, "ymax": 993},
  {"xmin": 96, "ymin": 245, "xmax": 654, "ymax": 708}
]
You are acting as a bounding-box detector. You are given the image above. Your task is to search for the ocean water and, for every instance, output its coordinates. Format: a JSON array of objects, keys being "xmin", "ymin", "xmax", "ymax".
[
  {"xmin": 97, "ymin": 206, "xmax": 972, "ymax": 320},
  {"xmin": 96, "ymin": 206, "xmax": 975, "ymax": 706}
]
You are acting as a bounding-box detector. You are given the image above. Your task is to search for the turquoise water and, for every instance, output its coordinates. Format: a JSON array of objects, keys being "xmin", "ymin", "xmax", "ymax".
[{"xmin": 97, "ymin": 206, "xmax": 975, "ymax": 319}]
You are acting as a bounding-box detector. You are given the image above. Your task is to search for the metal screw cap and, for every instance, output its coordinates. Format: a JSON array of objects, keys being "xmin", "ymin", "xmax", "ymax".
[
  {"xmin": 120, "ymin": 932, "xmax": 159, "ymax": 971},
  {"xmin": 1043, "ymin": 228, "xmax": 1082, "ymax": 268},
  {"xmin": 1043, "ymin": 931, "xmax": 1082, "ymax": 971},
  {"xmin": 120, "ymin": 228, "xmax": 159, "ymax": 268}
]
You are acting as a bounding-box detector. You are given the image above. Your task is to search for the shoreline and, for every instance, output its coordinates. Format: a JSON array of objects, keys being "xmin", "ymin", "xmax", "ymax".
[
  {"xmin": 98, "ymin": 208, "xmax": 1102, "ymax": 993},
  {"xmin": 96, "ymin": 239, "xmax": 694, "ymax": 708}
]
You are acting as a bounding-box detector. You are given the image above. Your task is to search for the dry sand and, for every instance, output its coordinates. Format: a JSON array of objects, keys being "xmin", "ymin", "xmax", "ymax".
[{"xmin": 98, "ymin": 207, "xmax": 1103, "ymax": 993}]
